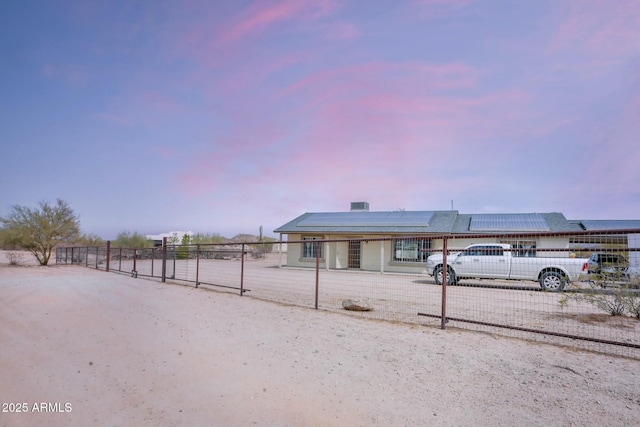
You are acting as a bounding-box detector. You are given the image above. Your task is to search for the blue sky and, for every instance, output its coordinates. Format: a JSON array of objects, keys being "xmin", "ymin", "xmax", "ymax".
[{"xmin": 1, "ymin": 0, "xmax": 639, "ymax": 240}]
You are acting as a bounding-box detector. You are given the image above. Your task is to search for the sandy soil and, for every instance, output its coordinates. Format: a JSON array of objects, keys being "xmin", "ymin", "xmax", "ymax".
[{"xmin": 0, "ymin": 252, "xmax": 639, "ymax": 427}]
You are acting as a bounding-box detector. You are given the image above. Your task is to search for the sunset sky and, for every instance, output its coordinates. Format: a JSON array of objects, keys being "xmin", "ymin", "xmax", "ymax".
[{"xmin": 1, "ymin": 0, "xmax": 639, "ymax": 239}]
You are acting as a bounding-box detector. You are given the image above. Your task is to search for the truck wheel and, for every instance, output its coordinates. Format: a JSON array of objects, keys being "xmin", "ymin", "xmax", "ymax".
[
  {"xmin": 540, "ymin": 271, "xmax": 565, "ymax": 291},
  {"xmin": 434, "ymin": 266, "xmax": 456, "ymax": 286}
]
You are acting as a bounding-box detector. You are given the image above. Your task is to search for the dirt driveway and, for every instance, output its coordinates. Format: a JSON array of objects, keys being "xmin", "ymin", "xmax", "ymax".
[{"xmin": 0, "ymin": 261, "xmax": 639, "ymax": 426}]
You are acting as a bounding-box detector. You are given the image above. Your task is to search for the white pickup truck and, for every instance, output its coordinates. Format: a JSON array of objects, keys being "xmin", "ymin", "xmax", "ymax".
[{"xmin": 425, "ymin": 243, "xmax": 588, "ymax": 291}]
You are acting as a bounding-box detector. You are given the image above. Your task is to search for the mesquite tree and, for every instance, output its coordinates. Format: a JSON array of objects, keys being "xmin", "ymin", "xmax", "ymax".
[{"xmin": 0, "ymin": 199, "xmax": 80, "ymax": 265}]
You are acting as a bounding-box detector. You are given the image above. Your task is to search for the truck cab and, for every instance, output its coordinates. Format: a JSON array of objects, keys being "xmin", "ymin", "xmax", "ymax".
[{"xmin": 451, "ymin": 244, "xmax": 511, "ymax": 279}]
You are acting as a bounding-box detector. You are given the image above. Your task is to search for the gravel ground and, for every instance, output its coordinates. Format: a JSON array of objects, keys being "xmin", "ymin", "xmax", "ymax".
[{"xmin": 0, "ymin": 252, "xmax": 639, "ymax": 426}]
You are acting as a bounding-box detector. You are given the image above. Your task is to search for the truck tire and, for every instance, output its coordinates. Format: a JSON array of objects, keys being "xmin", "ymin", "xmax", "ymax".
[
  {"xmin": 539, "ymin": 271, "xmax": 566, "ymax": 291},
  {"xmin": 434, "ymin": 265, "xmax": 457, "ymax": 286}
]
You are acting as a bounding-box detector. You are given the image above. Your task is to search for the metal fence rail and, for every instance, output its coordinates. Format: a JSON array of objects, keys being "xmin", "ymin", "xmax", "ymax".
[{"xmin": 57, "ymin": 230, "xmax": 640, "ymax": 359}]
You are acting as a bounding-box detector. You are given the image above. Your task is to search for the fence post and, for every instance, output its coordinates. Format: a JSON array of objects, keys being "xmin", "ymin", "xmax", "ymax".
[
  {"xmin": 133, "ymin": 249, "xmax": 137, "ymax": 276},
  {"xmin": 441, "ymin": 237, "xmax": 448, "ymax": 329},
  {"xmin": 195, "ymin": 244, "xmax": 200, "ymax": 288},
  {"xmin": 162, "ymin": 237, "xmax": 167, "ymax": 283},
  {"xmin": 106, "ymin": 241, "xmax": 110, "ymax": 272},
  {"xmin": 315, "ymin": 241, "xmax": 320, "ymax": 309},
  {"xmin": 240, "ymin": 243, "xmax": 245, "ymax": 296}
]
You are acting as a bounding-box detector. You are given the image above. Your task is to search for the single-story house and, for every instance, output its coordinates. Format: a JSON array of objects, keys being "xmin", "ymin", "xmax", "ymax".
[{"xmin": 274, "ymin": 202, "xmax": 640, "ymax": 274}]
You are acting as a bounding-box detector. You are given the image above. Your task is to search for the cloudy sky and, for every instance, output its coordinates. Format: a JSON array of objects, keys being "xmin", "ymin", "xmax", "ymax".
[{"xmin": 1, "ymin": 0, "xmax": 639, "ymax": 239}]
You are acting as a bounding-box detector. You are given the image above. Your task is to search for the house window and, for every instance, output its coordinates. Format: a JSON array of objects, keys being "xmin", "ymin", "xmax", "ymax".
[
  {"xmin": 393, "ymin": 238, "xmax": 431, "ymax": 262},
  {"xmin": 302, "ymin": 236, "xmax": 323, "ymax": 259},
  {"xmin": 501, "ymin": 240, "xmax": 537, "ymax": 257}
]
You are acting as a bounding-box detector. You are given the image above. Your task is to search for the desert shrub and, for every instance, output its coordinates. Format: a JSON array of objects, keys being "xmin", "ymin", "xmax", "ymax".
[
  {"xmin": 561, "ymin": 277, "xmax": 640, "ymax": 317},
  {"xmin": 74, "ymin": 233, "xmax": 105, "ymax": 246},
  {"xmin": 113, "ymin": 231, "xmax": 152, "ymax": 248},
  {"xmin": 5, "ymin": 251, "xmax": 25, "ymax": 266},
  {"xmin": 174, "ymin": 234, "xmax": 191, "ymax": 260},
  {"xmin": 191, "ymin": 233, "xmax": 226, "ymax": 244},
  {"xmin": 625, "ymin": 293, "xmax": 640, "ymax": 318}
]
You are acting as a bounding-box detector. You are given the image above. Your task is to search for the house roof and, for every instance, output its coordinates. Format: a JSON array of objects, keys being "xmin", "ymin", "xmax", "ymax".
[
  {"xmin": 451, "ymin": 213, "xmax": 578, "ymax": 233},
  {"xmin": 274, "ymin": 210, "xmax": 458, "ymax": 234},
  {"xmin": 275, "ymin": 210, "xmax": 640, "ymax": 235},
  {"xmin": 576, "ymin": 220, "xmax": 640, "ymax": 230}
]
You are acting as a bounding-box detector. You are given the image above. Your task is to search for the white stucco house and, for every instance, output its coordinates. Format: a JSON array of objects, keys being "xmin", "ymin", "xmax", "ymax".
[{"xmin": 274, "ymin": 202, "xmax": 640, "ymax": 274}]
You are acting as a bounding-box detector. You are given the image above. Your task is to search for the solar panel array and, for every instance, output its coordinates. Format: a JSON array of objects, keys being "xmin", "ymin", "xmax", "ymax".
[
  {"xmin": 297, "ymin": 211, "xmax": 434, "ymax": 227},
  {"xmin": 580, "ymin": 220, "xmax": 640, "ymax": 230},
  {"xmin": 469, "ymin": 213, "xmax": 549, "ymax": 231}
]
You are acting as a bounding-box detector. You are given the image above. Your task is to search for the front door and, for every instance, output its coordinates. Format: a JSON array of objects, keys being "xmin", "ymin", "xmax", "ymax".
[{"xmin": 348, "ymin": 240, "xmax": 361, "ymax": 269}]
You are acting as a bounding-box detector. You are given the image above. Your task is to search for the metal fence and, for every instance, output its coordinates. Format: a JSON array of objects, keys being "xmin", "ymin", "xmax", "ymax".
[{"xmin": 57, "ymin": 230, "xmax": 640, "ymax": 359}]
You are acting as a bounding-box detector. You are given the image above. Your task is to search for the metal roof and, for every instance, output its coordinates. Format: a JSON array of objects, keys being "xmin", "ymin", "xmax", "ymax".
[
  {"xmin": 274, "ymin": 210, "xmax": 640, "ymax": 235},
  {"xmin": 469, "ymin": 213, "xmax": 549, "ymax": 231},
  {"xmin": 579, "ymin": 220, "xmax": 640, "ymax": 230},
  {"xmin": 297, "ymin": 211, "xmax": 434, "ymax": 227},
  {"xmin": 274, "ymin": 211, "xmax": 457, "ymax": 234}
]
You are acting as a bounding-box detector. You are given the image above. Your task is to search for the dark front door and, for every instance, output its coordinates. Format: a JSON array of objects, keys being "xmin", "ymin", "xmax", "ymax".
[{"xmin": 348, "ymin": 240, "xmax": 361, "ymax": 269}]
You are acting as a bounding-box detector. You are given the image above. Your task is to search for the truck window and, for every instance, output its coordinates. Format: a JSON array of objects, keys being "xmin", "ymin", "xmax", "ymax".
[
  {"xmin": 501, "ymin": 240, "xmax": 537, "ymax": 257},
  {"xmin": 464, "ymin": 246, "xmax": 504, "ymax": 256}
]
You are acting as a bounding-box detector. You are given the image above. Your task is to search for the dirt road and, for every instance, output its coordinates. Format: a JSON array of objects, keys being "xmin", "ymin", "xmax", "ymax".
[{"xmin": 0, "ymin": 262, "xmax": 639, "ymax": 426}]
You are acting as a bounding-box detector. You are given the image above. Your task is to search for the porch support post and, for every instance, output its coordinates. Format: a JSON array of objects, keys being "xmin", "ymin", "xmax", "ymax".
[{"xmin": 325, "ymin": 241, "xmax": 330, "ymax": 271}]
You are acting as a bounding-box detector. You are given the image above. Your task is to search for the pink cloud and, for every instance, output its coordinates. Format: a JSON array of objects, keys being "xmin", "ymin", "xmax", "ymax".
[
  {"xmin": 216, "ymin": 0, "xmax": 337, "ymax": 46},
  {"xmin": 324, "ymin": 22, "xmax": 360, "ymax": 40},
  {"xmin": 174, "ymin": 57, "xmax": 540, "ymax": 209},
  {"xmin": 549, "ymin": 0, "xmax": 640, "ymax": 67},
  {"xmin": 283, "ymin": 62, "xmax": 477, "ymax": 100}
]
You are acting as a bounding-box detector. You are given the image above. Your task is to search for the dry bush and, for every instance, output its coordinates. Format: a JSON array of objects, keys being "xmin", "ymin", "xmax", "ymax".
[
  {"xmin": 561, "ymin": 276, "xmax": 640, "ymax": 318},
  {"xmin": 5, "ymin": 251, "xmax": 26, "ymax": 266}
]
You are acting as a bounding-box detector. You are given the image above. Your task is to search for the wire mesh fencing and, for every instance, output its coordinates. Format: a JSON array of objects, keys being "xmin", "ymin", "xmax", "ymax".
[{"xmin": 57, "ymin": 230, "xmax": 640, "ymax": 358}]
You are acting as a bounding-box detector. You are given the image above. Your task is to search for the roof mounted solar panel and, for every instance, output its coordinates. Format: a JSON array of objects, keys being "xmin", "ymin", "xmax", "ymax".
[
  {"xmin": 297, "ymin": 211, "xmax": 434, "ymax": 227},
  {"xmin": 469, "ymin": 213, "xmax": 549, "ymax": 231},
  {"xmin": 580, "ymin": 220, "xmax": 640, "ymax": 230}
]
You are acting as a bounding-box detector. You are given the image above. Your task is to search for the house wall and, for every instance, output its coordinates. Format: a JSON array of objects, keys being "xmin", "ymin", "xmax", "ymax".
[
  {"xmin": 282, "ymin": 234, "xmax": 576, "ymax": 274},
  {"xmin": 282, "ymin": 234, "xmax": 428, "ymax": 274},
  {"xmin": 536, "ymin": 236, "xmax": 574, "ymax": 257},
  {"xmin": 283, "ymin": 234, "xmax": 327, "ymax": 269},
  {"xmin": 285, "ymin": 233, "xmax": 576, "ymax": 274}
]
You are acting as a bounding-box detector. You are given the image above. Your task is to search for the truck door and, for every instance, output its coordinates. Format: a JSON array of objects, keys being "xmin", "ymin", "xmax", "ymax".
[
  {"xmin": 483, "ymin": 245, "xmax": 510, "ymax": 278},
  {"xmin": 452, "ymin": 246, "xmax": 482, "ymax": 278},
  {"xmin": 454, "ymin": 245, "xmax": 510, "ymax": 279}
]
